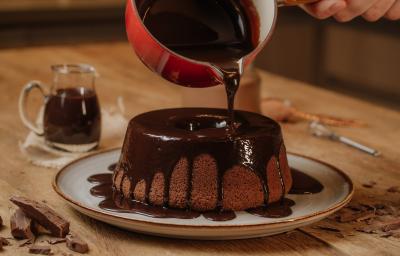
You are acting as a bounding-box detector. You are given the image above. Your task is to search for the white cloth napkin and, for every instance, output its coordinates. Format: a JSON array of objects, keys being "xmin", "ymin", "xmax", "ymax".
[{"xmin": 19, "ymin": 98, "xmax": 128, "ymax": 169}]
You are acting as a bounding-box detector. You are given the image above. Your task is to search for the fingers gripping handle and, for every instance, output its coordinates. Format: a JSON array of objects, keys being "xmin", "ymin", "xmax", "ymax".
[
  {"xmin": 277, "ymin": 0, "xmax": 319, "ymax": 7},
  {"xmin": 18, "ymin": 81, "xmax": 47, "ymax": 136}
]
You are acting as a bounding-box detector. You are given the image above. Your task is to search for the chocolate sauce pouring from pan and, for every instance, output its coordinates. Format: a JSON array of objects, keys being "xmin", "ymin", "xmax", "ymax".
[{"xmin": 126, "ymin": 0, "xmax": 319, "ymax": 129}]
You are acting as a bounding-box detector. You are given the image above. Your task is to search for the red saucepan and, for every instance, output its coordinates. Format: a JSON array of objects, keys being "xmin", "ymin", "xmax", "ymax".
[{"xmin": 126, "ymin": 0, "xmax": 318, "ymax": 87}]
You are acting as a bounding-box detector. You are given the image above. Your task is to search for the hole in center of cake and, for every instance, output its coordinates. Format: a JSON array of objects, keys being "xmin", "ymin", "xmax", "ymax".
[{"xmin": 173, "ymin": 115, "xmax": 228, "ymax": 131}]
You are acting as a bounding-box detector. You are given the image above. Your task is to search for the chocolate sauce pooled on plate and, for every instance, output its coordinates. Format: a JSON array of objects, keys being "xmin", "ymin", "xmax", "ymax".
[
  {"xmin": 87, "ymin": 164, "xmax": 324, "ymax": 220},
  {"xmin": 289, "ymin": 168, "xmax": 324, "ymax": 195},
  {"xmin": 108, "ymin": 163, "xmax": 117, "ymax": 172},
  {"xmin": 87, "ymin": 173, "xmax": 200, "ymax": 219},
  {"xmin": 246, "ymin": 198, "xmax": 295, "ymax": 218},
  {"xmin": 87, "ymin": 173, "xmax": 112, "ymax": 185},
  {"xmin": 44, "ymin": 87, "xmax": 101, "ymax": 145},
  {"xmin": 137, "ymin": 0, "xmax": 257, "ymax": 129},
  {"xmin": 203, "ymin": 210, "xmax": 236, "ymax": 221}
]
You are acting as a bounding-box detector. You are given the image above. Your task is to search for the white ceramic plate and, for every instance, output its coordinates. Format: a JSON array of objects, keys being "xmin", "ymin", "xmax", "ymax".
[{"xmin": 53, "ymin": 149, "xmax": 353, "ymax": 240}]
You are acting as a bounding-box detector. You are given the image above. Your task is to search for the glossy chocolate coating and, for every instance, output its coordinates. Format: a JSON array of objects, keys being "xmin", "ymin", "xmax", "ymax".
[{"xmin": 115, "ymin": 108, "xmax": 284, "ymax": 206}]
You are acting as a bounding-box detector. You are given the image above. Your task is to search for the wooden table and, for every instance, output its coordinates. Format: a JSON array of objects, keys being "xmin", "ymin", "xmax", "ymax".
[{"xmin": 0, "ymin": 42, "xmax": 399, "ymax": 255}]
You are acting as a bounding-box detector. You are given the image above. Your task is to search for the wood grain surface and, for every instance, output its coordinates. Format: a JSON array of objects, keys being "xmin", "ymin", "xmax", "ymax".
[{"xmin": 0, "ymin": 42, "xmax": 398, "ymax": 255}]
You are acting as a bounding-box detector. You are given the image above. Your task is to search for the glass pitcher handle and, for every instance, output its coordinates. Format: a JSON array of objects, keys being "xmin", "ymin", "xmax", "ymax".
[
  {"xmin": 277, "ymin": 0, "xmax": 320, "ymax": 7},
  {"xmin": 18, "ymin": 81, "xmax": 47, "ymax": 135}
]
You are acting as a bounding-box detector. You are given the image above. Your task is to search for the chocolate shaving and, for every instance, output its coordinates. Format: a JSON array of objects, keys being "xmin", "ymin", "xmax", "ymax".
[
  {"xmin": 0, "ymin": 237, "xmax": 10, "ymax": 247},
  {"xmin": 338, "ymin": 209, "xmax": 375, "ymax": 223},
  {"xmin": 10, "ymin": 196, "xmax": 69, "ymax": 238},
  {"xmin": 29, "ymin": 245, "xmax": 52, "ymax": 255},
  {"xmin": 66, "ymin": 234, "xmax": 89, "ymax": 254},
  {"xmin": 356, "ymin": 225, "xmax": 379, "ymax": 234},
  {"xmin": 387, "ymin": 186, "xmax": 399, "ymax": 193},
  {"xmin": 362, "ymin": 181, "xmax": 377, "ymax": 188},
  {"xmin": 313, "ymin": 225, "xmax": 341, "ymax": 233},
  {"xmin": 355, "ymin": 212, "xmax": 376, "ymax": 222},
  {"xmin": 374, "ymin": 204, "xmax": 385, "ymax": 210},
  {"xmin": 392, "ymin": 232, "xmax": 400, "ymax": 238},
  {"xmin": 47, "ymin": 238, "xmax": 66, "ymax": 245},
  {"xmin": 19, "ymin": 238, "xmax": 34, "ymax": 247},
  {"xmin": 381, "ymin": 219, "xmax": 400, "ymax": 232},
  {"xmin": 10, "ymin": 208, "xmax": 35, "ymax": 239},
  {"xmin": 346, "ymin": 204, "xmax": 364, "ymax": 212}
]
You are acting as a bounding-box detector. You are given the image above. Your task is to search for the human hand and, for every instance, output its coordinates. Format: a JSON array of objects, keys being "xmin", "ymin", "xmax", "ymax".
[{"xmin": 301, "ymin": 0, "xmax": 400, "ymax": 21}]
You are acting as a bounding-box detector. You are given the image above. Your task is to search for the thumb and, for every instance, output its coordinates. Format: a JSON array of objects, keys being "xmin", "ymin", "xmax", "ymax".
[{"xmin": 301, "ymin": 0, "xmax": 347, "ymax": 19}]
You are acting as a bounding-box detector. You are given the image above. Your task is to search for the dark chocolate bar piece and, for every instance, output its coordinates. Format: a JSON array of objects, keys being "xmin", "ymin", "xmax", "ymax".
[
  {"xmin": 66, "ymin": 234, "xmax": 89, "ymax": 254},
  {"xmin": 10, "ymin": 209, "xmax": 35, "ymax": 240},
  {"xmin": 29, "ymin": 245, "xmax": 52, "ymax": 255},
  {"xmin": 10, "ymin": 196, "xmax": 69, "ymax": 238}
]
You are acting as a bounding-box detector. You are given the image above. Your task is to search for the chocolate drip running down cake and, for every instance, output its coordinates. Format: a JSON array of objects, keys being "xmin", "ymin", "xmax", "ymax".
[{"xmin": 113, "ymin": 108, "xmax": 292, "ymax": 212}]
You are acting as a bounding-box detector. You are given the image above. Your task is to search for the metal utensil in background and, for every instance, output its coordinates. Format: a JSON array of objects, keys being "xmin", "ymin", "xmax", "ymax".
[{"xmin": 309, "ymin": 121, "xmax": 381, "ymax": 157}]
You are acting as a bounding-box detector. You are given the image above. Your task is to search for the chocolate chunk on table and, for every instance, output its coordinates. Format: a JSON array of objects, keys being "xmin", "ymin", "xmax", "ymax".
[
  {"xmin": 29, "ymin": 245, "xmax": 52, "ymax": 255},
  {"xmin": 10, "ymin": 196, "xmax": 69, "ymax": 238},
  {"xmin": 0, "ymin": 237, "xmax": 11, "ymax": 247},
  {"xmin": 10, "ymin": 208, "xmax": 35, "ymax": 240},
  {"xmin": 381, "ymin": 218, "xmax": 400, "ymax": 232},
  {"xmin": 66, "ymin": 234, "xmax": 89, "ymax": 254}
]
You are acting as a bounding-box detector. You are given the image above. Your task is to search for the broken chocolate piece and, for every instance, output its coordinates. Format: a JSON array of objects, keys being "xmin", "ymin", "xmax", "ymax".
[
  {"xmin": 374, "ymin": 204, "xmax": 385, "ymax": 210},
  {"xmin": 19, "ymin": 239, "xmax": 34, "ymax": 247},
  {"xmin": 387, "ymin": 186, "xmax": 400, "ymax": 193},
  {"xmin": 362, "ymin": 181, "xmax": 376, "ymax": 188},
  {"xmin": 0, "ymin": 215, "xmax": 3, "ymax": 227},
  {"xmin": 66, "ymin": 234, "xmax": 89, "ymax": 254},
  {"xmin": 0, "ymin": 237, "xmax": 11, "ymax": 250},
  {"xmin": 381, "ymin": 219, "xmax": 400, "ymax": 232},
  {"xmin": 10, "ymin": 208, "xmax": 35, "ymax": 239},
  {"xmin": 0, "ymin": 237, "xmax": 10, "ymax": 247},
  {"xmin": 10, "ymin": 196, "xmax": 69, "ymax": 238},
  {"xmin": 47, "ymin": 238, "xmax": 66, "ymax": 245},
  {"xmin": 338, "ymin": 209, "xmax": 375, "ymax": 223},
  {"xmin": 29, "ymin": 245, "xmax": 52, "ymax": 255}
]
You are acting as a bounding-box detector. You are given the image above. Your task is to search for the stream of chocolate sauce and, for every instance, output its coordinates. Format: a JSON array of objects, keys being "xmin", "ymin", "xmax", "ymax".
[
  {"xmin": 137, "ymin": 0, "xmax": 257, "ymax": 130},
  {"xmin": 87, "ymin": 165, "xmax": 323, "ymax": 221}
]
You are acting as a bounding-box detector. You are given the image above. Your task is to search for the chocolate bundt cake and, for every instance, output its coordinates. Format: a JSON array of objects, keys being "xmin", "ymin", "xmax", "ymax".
[{"xmin": 113, "ymin": 108, "xmax": 292, "ymax": 212}]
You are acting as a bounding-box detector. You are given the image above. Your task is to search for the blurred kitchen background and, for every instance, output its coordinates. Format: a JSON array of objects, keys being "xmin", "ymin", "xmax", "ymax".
[{"xmin": 1, "ymin": 0, "xmax": 399, "ymax": 109}]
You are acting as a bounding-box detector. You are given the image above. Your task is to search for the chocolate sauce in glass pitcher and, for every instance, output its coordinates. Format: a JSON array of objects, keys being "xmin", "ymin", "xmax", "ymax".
[
  {"xmin": 44, "ymin": 87, "xmax": 101, "ymax": 145},
  {"xmin": 137, "ymin": 0, "xmax": 256, "ymax": 129}
]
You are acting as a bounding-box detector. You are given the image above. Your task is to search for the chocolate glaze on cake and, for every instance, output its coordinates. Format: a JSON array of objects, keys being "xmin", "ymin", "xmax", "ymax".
[{"xmin": 113, "ymin": 108, "xmax": 293, "ymax": 212}]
